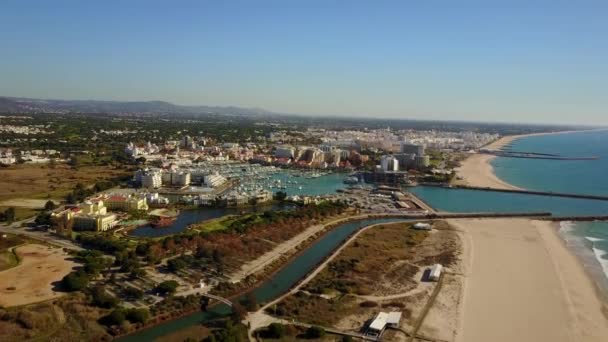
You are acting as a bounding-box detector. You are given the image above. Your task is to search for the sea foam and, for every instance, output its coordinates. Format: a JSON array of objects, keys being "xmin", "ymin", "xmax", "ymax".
[{"xmin": 592, "ymin": 248, "xmax": 608, "ymax": 279}]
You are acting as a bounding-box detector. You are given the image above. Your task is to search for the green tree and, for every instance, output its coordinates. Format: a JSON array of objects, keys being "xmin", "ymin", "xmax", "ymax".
[
  {"xmin": 61, "ymin": 271, "xmax": 89, "ymax": 292},
  {"xmin": 124, "ymin": 286, "xmax": 144, "ymax": 299},
  {"xmin": 44, "ymin": 200, "xmax": 56, "ymax": 211},
  {"xmin": 126, "ymin": 308, "xmax": 150, "ymax": 324},
  {"xmin": 267, "ymin": 323, "xmax": 285, "ymax": 338},
  {"xmin": 4, "ymin": 207, "xmax": 16, "ymax": 222},
  {"xmin": 273, "ymin": 191, "xmax": 287, "ymax": 201},
  {"xmin": 305, "ymin": 326, "xmax": 325, "ymax": 339},
  {"xmin": 155, "ymin": 280, "xmax": 179, "ymax": 295},
  {"xmin": 102, "ymin": 309, "xmax": 126, "ymax": 326},
  {"xmin": 167, "ymin": 258, "xmax": 187, "ymax": 273},
  {"xmin": 90, "ymin": 285, "xmax": 119, "ymax": 308}
]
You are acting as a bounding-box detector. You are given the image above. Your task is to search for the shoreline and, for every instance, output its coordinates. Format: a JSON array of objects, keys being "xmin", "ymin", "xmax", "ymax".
[
  {"xmin": 452, "ymin": 218, "xmax": 608, "ymax": 342},
  {"xmin": 455, "ymin": 129, "xmax": 603, "ymax": 191}
]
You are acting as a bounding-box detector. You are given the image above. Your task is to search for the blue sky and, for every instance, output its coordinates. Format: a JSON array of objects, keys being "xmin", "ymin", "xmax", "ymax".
[{"xmin": 1, "ymin": 0, "xmax": 607, "ymax": 124}]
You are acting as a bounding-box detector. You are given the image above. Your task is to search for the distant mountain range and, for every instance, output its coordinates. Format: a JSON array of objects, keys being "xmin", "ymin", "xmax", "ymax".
[{"xmin": 0, "ymin": 96, "xmax": 275, "ymax": 116}]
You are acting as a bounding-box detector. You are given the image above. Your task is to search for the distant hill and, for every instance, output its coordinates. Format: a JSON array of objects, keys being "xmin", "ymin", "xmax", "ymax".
[{"xmin": 0, "ymin": 96, "xmax": 275, "ymax": 116}]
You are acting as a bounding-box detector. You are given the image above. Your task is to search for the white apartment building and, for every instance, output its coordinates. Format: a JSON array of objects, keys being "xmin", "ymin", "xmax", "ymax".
[{"xmin": 380, "ymin": 155, "xmax": 399, "ymax": 172}]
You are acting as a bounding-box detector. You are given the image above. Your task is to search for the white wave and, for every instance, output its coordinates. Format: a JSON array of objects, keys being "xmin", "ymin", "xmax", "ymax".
[
  {"xmin": 559, "ymin": 221, "xmax": 576, "ymax": 234},
  {"xmin": 592, "ymin": 248, "xmax": 608, "ymax": 280},
  {"xmin": 586, "ymin": 237, "xmax": 605, "ymax": 243}
]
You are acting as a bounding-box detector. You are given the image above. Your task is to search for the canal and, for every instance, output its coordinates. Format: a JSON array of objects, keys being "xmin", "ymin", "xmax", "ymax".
[{"xmin": 118, "ymin": 217, "xmax": 405, "ymax": 341}]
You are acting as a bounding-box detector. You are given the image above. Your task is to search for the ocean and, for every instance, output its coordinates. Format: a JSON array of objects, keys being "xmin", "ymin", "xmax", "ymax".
[
  {"xmin": 411, "ymin": 130, "xmax": 608, "ymax": 293},
  {"xmin": 494, "ymin": 130, "xmax": 608, "ymax": 294}
]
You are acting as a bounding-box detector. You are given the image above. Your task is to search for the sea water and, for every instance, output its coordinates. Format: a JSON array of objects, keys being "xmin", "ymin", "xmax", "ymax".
[
  {"xmin": 412, "ymin": 130, "xmax": 608, "ymax": 291},
  {"xmin": 495, "ymin": 130, "xmax": 608, "ymax": 291}
]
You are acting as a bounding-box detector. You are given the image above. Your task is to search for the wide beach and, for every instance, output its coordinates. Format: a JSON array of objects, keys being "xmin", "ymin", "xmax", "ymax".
[
  {"xmin": 455, "ymin": 135, "xmax": 521, "ymax": 190},
  {"xmin": 451, "ymin": 218, "xmax": 608, "ymax": 342}
]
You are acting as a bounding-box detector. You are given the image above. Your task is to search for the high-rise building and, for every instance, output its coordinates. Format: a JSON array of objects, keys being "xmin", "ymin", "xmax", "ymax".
[
  {"xmin": 400, "ymin": 143, "xmax": 425, "ymax": 156},
  {"xmin": 380, "ymin": 155, "xmax": 399, "ymax": 172}
]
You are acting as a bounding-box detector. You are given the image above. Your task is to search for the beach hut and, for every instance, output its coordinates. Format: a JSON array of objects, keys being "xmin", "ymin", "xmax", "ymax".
[{"xmin": 429, "ymin": 264, "xmax": 443, "ymax": 281}]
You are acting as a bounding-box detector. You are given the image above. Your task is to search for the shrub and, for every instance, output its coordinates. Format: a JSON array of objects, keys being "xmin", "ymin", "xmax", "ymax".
[
  {"xmin": 91, "ymin": 286, "xmax": 119, "ymax": 308},
  {"xmin": 125, "ymin": 308, "xmax": 150, "ymax": 324},
  {"xmin": 102, "ymin": 309, "xmax": 126, "ymax": 326},
  {"xmin": 61, "ymin": 271, "xmax": 89, "ymax": 292},
  {"xmin": 359, "ymin": 300, "xmax": 378, "ymax": 308},
  {"xmin": 305, "ymin": 326, "xmax": 325, "ymax": 339},
  {"xmin": 155, "ymin": 280, "xmax": 179, "ymax": 295},
  {"xmin": 267, "ymin": 323, "xmax": 286, "ymax": 338}
]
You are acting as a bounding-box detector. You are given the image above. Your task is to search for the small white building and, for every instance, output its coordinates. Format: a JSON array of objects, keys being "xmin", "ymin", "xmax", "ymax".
[
  {"xmin": 413, "ymin": 222, "xmax": 432, "ymax": 231},
  {"xmin": 386, "ymin": 311, "xmax": 402, "ymax": 327},
  {"xmin": 429, "ymin": 264, "xmax": 443, "ymax": 281},
  {"xmin": 366, "ymin": 312, "xmax": 389, "ymax": 338}
]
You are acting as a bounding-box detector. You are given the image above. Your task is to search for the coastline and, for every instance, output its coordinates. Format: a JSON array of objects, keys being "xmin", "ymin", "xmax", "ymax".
[
  {"xmin": 452, "ymin": 218, "xmax": 608, "ymax": 342},
  {"xmin": 452, "ymin": 129, "xmax": 608, "ymax": 340},
  {"xmin": 455, "ymin": 130, "xmax": 602, "ymax": 191}
]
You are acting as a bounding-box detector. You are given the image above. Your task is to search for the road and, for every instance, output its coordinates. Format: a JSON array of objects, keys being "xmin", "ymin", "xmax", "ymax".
[{"xmin": 0, "ymin": 218, "xmax": 83, "ymax": 251}]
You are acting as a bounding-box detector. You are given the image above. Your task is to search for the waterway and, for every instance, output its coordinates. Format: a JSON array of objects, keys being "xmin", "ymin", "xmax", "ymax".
[
  {"xmin": 129, "ymin": 203, "xmax": 294, "ymax": 238},
  {"xmin": 129, "ymin": 172, "xmax": 349, "ymax": 238},
  {"xmin": 119, "ymin": 217, "xmax": 404, "ymax": 341}
]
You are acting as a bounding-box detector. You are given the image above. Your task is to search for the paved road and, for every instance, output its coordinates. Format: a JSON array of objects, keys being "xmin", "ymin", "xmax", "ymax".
[{"xmin": 0, "ymin": 219, "xmax": 83, "ymax": 251}]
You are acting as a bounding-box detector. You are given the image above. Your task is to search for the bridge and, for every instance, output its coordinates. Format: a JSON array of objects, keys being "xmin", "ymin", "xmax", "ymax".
[{"xmin": 201, "ymin": 293, "xmax": 233, "ymax": 307}]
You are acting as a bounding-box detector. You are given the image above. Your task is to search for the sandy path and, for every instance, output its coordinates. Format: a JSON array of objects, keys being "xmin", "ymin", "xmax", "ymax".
[
  {"xmin": 0, "ymin": 244, "xmax": 76, "ymax": 307},
  {"xmin": 451, "ymin": 218, "xmax": 608, "ymax": 342}
]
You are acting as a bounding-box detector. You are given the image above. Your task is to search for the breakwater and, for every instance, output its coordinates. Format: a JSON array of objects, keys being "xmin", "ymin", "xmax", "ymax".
[
  {"xmin": 480, "ymin": 150, "xmax": 599, "ymax": 160},
  {"xmin": 442, "ymin": 185, "xmax": 608, "ymax": 201}
]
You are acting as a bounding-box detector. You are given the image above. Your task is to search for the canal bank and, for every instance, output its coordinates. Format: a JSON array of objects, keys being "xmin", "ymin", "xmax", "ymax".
[{"xmin": 117, "ymin": 216, "xmax": 407, "ymax": 341}]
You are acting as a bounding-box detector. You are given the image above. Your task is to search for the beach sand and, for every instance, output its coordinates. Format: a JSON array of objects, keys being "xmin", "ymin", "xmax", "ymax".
[
  {"xmin": 455, "ymin": 135, "xmax": 522, "ymax": 190},
  {"xmin": 451, "ymin": 218, "xmax": 608, "ymax": 342},
  {"xmin": 455, "ymin": 153, "xmax": 521, "ymax": 190}
]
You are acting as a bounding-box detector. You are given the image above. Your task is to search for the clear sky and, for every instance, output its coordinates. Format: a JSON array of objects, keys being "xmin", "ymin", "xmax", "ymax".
[{"xmin": 1, "ymin": 0, "xmax": 607, "ymax": 124}]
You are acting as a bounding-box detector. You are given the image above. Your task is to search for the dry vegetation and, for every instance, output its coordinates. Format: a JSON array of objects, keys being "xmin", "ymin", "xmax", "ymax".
[
  {"xmin": 0, "ymin": 163, "xmax": 130, "ymax": 203},
  {"xmin": 272, "ymin": 221, "xmax": 461, "ymax": 332},
  {"xmin": 0, "ymin": 293, "xmax": 111, "ymax": 342}
]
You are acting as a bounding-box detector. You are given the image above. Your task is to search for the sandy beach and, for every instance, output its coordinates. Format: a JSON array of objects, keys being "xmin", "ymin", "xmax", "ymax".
[
  {"xmin": 455, "ymin": 135, "xmax": 521, "ymax": 190},
  {"xmin": 451, "ymin": 218, "xmax": 608, "ymax": 342}
]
